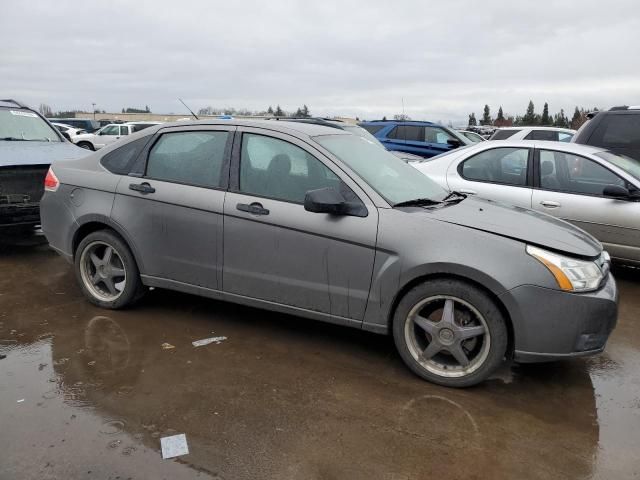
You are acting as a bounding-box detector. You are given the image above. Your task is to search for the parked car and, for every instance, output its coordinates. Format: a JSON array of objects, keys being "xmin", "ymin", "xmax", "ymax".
[
  {"xmin": 41, "ymin": 119, "xmax": 617, "ymax": 387},
  {"xmin": 360, "ymin": 120, "xmax": 473, "ymax": 159},
  {"xmin": 0, "ymin": 99, "xmax": 88, "ymax": 233},
  {"xmin": 47, "ymin": 118, "xmax": 101, "ymax": 133},
  {"xmin": 572, "ymin": 106, "xmax": 640, "ymax": 162},
  {"xmin": 279, "ymin": 117, "xmax": 425, "ymax": 162},
  {"xmin": 457, "ymin": 130, "xmax": 486, "ymax": 143},
  {"xmin": 51, "ymin": 122, "xmax": 86, "ymax": 141},
  {"xmin": 414, "ymin": 140, "xmax": 640, "ymax": 265},
  {"xmin": 490, "ymin": 127, "xmax": 576, "ymax": 142},
  {"xmin": 73, "ymin": 122, "xmax": 163, "ymax": 150}
]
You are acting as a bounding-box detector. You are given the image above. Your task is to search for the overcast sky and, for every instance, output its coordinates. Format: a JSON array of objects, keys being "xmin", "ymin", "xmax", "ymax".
[{"xmin": 2, "ymin": 0, "xmax": 639, "ymax": 124}]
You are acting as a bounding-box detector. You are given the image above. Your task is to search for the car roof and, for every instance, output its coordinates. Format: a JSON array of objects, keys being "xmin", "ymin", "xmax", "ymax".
[
  {"xmin": 465, "ymin": 139, "xmax": 606, "ymax": 155},
  {"xmin": 359, "ymin": 120, "xmax": 438, "ymax": 126},
  {"xmin": 144, "ymin": 118, "xmax": 350, "ymax": 137},
  {"xmin": 496, "ymin": 126, "xmax": 576, "ymax": 133}
]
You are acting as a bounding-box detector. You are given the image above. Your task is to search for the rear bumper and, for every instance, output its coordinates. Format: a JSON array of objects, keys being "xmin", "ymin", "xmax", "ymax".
[
  {"xmin": 0, "ymin": 203, "xmax": 40, "ymax": 228},
  {"xmin": 500, "ymin": 274, "xmax": 618, "ymax": 363}
]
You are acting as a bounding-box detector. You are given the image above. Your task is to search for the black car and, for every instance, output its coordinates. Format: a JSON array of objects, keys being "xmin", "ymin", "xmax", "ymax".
[
  {"xmin": 572, "ymin": 106, "xmax": 640, "ymax": 161},
  {"xmin": 1, "ymin": 99, "xmax": 88, "ymax": 234}
]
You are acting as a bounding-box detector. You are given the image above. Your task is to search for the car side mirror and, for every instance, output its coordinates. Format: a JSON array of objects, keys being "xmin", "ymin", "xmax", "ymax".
[
  {"xmin": 603, "ymin": 184, "xmax": 630, "ymax": 199},
  {"xmin": 304, "ymin": 187, "xmax": 348, "ymax": 215},
  {"xmin": 447, "ymin": 139, "xmax": 462, "ymax": 148}
]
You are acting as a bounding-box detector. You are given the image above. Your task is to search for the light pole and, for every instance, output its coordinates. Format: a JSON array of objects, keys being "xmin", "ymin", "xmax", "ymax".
[{"xmin": 92, "ymin": 103, "xmax": 96, "ymax": 120}]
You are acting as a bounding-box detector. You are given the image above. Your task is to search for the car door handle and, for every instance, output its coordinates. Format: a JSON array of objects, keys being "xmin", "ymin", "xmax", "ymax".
[
  {"xmin": 129, "ymin": 182, "xmax": 155, "ymax": 194},
  {"xmin": 237, "ymin": 202, "xmax": 269, "ymax": 215},
  {"xmin": 540, "ymin": 200, "xmax": 560, "ymax": 208},
  {"xmin": 459, "ymin": 189, "xmax": 477, "ymax": 195}
]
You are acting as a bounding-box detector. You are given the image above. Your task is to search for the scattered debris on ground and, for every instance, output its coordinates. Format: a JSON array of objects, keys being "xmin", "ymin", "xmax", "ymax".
[
  {"xmin": 160, "ymin": 433, "xmax": 189, "ymax": 459},
  {"xmin": 192, "ymin": 336, "xmax": 227, "ymax": 347},
  {"xmin": 161, "ymin": 343, "xmax": 175, "ymax": 350}
]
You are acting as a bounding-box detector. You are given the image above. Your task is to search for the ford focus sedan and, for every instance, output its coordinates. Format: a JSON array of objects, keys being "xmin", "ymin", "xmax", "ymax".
[{"xmin": 40, "ymin": 120, "xmax": 617, "ymax": 387}]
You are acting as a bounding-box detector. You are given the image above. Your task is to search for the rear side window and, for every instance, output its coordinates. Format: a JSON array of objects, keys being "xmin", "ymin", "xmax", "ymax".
[
  {"xmin": 491, "ymin": 129, "xmax": 519, "ymax": 140},
  {"xmin": 101, "ymin": 136, "xmax": 150, "ymax": 174},
  {"xmin": 524, "ymin": 130, "xmax": 558, "ymax": 141},
  {"xmin": 460, "ymin": 147, "xmax": 529, "ymax": 186},
  {"xmin": 591, "ymin": 114, "xmax": 640, "ymax": 146},
  {"xmin": 146, "ymin": 131, "xmax": 229, "ymax": 188},
  {"xmin": 388, "ymin": 125, "xmax": 423, "ymax": 142},
  {"xmin": 360, "ymin": 124, "xmax": 384, "ymax": 135}
]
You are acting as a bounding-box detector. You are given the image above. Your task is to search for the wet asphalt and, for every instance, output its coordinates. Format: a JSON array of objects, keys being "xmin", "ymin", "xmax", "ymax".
[{"xmin": 0, "ymin": 237, "xmax": 639, "ymax": 480}]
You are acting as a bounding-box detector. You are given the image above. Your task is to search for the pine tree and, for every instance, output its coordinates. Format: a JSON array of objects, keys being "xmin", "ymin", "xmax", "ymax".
[
  {"xmin": 481, "ymin": 105, "xmax": 492, "ymax": 126},
  {"xmin": 540, "ymin": 102, "xmax": 550, "ymax": 125},
  {"xmin": 496, "ymin": 106, "xmax": 505, "ymax": 122},
  {"xmin": 274, "ymin": 105, "xmax": 284, "ymax": 117},
  {"xmin": 301, "ymin": 105, "xmax": 310, "ymax": 118},
  {"xmin": 267, "ymin": 106, "xmax": 274, "ymax": 115},
  {"xmin": 522, "ymin": 100, "xmax": 536, "ymax": 125},
  {"xmin": 570, "ymin": 107, "xmax": 582, "ymax": 129},
  {"xmin": 382, "ymin": 116, "xmax": 387, "ymax": 121},
  {"xmin": 468, "ymin": 112, "xmax": 477, "ymax": 126}
]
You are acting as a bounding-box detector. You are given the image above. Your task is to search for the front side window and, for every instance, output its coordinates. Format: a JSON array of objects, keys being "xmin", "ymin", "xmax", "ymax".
[
  {"xmin": 239, "ymin": 134, "xmax": 349, "ymax": 204},
  {"xmin": 460, "ymin": 148, "xmax": 529, "ymax": 186},
  {"xmin": 539, "ymin": 150, "xmax": 625, "ymax": 195},
  {"xmin": 0, "ymin": 109, "xmax": 61, "ymax": 142},
  {"xmin": 146, "ymin": 131, "xmax": 229, "ymax": 187},
  {"xmin": 425, "ymin": 126, "xmax": 456, "ymax": 144},
  {"xmin": 101, "ymin": 126, "xmax": 120, "ymax": 136}
]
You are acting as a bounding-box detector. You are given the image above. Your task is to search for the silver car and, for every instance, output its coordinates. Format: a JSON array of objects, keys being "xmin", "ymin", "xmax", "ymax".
[
  {"xmin": 41, "ymin": 120, "xmax": 617, "ymax": 387},
  {"xmin": 414, "ymin": 140, "xmax": 640, "ymax": 265}
]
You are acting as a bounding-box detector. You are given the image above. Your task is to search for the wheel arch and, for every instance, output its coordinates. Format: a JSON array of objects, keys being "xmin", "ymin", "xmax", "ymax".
[
  {"xmin": 71, "ymin": 216, "xmax": 145, "ymax": 273},
  {"xmin": 387, "ymin": 271, "xmax": 515, "ymax": 359}
]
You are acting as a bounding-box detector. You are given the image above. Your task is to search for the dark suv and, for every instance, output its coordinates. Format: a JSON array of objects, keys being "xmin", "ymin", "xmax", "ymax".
[
  {"xmin": 572, "ymin": 106, "xmax": 640, "ymax": 161},
  {"xmin": 359, "ymin": 120, "xmax": 472, "ymax": 158}
]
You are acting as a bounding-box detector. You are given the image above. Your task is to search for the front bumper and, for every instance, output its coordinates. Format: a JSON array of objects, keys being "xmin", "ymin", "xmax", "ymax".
[{"xmin": 500, "ymin": 273, "xmax": 618, "ymax": 363}]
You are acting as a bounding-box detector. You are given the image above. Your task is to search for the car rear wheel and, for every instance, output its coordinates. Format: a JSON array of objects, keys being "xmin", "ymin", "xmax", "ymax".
[
  {"xmin": 74, "ymin": 230, "xmax": 143, "ymax": 309},
  {"xmin": 77, "ymin": 142, "xmax": 94, "ymax": 150},
  {"xmin": 393, "ymin": 279, "xmax": 508, "ymax": 387}
]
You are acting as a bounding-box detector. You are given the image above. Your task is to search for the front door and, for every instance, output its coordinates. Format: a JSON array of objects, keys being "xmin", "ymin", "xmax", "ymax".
[
  {"xmin": 531, "ymin": 148, "xmax": 640, "ymax": 261},
  {"xmin": 111, "ymin": 126, "xmax": 233, "ymax": 289},
  {"xmin": 223, "ymin": 129, "xmax": 378, "ymax": 320}
]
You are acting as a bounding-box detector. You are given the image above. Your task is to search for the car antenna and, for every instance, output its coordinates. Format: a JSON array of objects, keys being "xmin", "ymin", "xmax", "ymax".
[{"xmin": 178, "ymin": 98, "xmax": 199, "ymax": 120}]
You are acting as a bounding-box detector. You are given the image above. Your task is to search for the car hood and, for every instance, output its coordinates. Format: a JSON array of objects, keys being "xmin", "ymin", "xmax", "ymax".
[
  {"xmin": 0, "ymin": 141, "xmax": 90, "ymax": 167},
  {"xmin": 406, "ymin": 196, "xmax": 602, "ymax": 258}
]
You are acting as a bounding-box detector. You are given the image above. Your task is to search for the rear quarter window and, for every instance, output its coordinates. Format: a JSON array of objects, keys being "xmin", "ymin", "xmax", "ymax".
[
  {"xmin": 491, "ymin": 129, "xmax": 519, "ymax": 140},
  {"xmin": 100, "ymin": 136, "xmax": 151, "ymax": 174},
  {"xmin": 360, "ymin": 124, "xmax": 385, "ymax": 135}
]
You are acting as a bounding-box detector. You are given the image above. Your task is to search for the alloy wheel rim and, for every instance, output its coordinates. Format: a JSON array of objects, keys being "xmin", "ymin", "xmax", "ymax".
[
  {"xmin": 80, "ymin": 241, "xmax": 126, "ymax": 302},
  {"xmin": 404, "ymin": 295, "xmax": 490, "ymax": 378}
]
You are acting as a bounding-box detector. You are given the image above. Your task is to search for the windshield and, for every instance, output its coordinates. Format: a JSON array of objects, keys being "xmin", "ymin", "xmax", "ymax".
[
  {"xmin": 314, "ymin": 134, "xmax": 447, "ymax": 205},
  {"xmin": 595, "ymin": 151, "xmax": 640, "ymax": 182},
  {"xmin": 0, "ymin": 109, "xmax": 61, "ymax": 142}
]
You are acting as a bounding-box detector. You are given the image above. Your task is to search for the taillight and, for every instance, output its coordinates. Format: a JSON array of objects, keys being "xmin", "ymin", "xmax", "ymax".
[{"xmin": 44, "ymin": 168, "xmax": 60, "ymax": 192}]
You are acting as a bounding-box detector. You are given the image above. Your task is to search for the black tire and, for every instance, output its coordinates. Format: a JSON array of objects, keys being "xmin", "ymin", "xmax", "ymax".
[
  {"xmin": 77, "ymin": 142, "xmax": 94, "ymax": 150},
  {"xmin": 74, "ymin": 229, "xmax": 143, "ymax": 309},
  {"xmin": 392, "ymin": 278, "xmax": 508, "ymax": 388}
]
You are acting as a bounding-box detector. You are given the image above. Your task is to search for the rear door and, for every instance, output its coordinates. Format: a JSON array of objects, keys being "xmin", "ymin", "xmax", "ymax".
[
  {"xmin": 223, "ymin": 128, "xmax": 378, "ymax": 320},
  {"xmin": 447, "ymin": 146, "xmax": 534, "ymax": 207},
  {"xmin": 111, "ymin": 125, "xmax": 233, "ymax": 289},
  {"xmin": 531, "ymin": 148, "xmax": 640, "ymax": 261}
]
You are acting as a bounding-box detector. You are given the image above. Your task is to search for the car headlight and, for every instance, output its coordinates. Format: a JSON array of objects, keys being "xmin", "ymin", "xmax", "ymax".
[{"xmin": 526, "ymin": 245, "xmax": 606, "ymax": 292}]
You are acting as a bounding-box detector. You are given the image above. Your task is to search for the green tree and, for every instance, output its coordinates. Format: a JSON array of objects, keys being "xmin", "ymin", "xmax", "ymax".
[
  {"xmin": 145, "ymin": 105, "xmax": 151, "ymax": 113},
  {"xmin": 570, "ymin": 107, "xmax": 586, "ymax": 130},
  {"xmin": 468, "ymin": 112, "xmax": 477, "ymax": 126},
  {"xmin": 522, "ymin": 100, "xmax": 536, "ymax": 125},
  {"xmin": 267, "ymin": 106, "xmax": 274, "ymax": 115},
  {"xmin": 301, "ymin": 104, "xmax": 310, "ymax": 118},
  {"xmin": 495, "ymin": 106, "xmax": 505, "ymax": 122},
  {"xmin": 382, "ymin": 116, "xmax": 387, "ymax": 121},
  {"xmin": 274, "ymin": 105, "xmax": 284, "ymax": 117},
  {"xmin": 480, "ymin": 104, "xmax": 492, "ymax": 125},
  {"xmin": 553, "ymin": 109, "xmax": 569, "ymax": 128},
  {"xmin": 540, "ymin": 102, "xmax": 551, "ymax": 125}
]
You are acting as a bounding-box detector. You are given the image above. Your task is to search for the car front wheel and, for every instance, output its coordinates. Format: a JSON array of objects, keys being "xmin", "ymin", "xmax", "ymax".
[
  {"xmin": 76, "ymin": 141, "xmax": 94, "ymax": 150},
  {"xmin": 74, "ymin": 230, "xmax": 143, "ymax": 309},
  {"xmin": 393, "ymin": 279, "xmax": 508, "ymax": 387}
]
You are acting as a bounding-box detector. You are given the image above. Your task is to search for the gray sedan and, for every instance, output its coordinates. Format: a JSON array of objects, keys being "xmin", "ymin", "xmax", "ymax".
[
  {"xmin": 415, "ymin": 140, "xmax": 640, "ymax": 265},
  {"xmin": 41, "ymin": 120, "xmax": 617, "ymax": 387}
]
